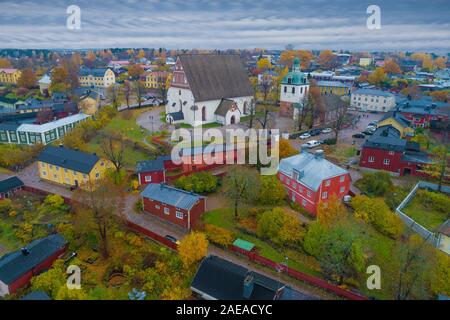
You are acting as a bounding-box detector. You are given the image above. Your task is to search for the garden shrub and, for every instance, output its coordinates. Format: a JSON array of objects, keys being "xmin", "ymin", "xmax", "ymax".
[
  {"xmin": 355, "ymin": 171, "xmax": 393, "ymax": 197},
  {"xmin": 204, "ymin": 224, "xmax": 234, "ymax": 247},
  {"xmin": 174, "ymin": 172, "xmax": 218, "ymax": 194}
]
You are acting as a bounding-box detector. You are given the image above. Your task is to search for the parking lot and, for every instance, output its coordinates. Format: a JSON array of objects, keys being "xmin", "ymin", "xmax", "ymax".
[{"xmin": 290, "ymin": 111, "xmax": 384, "ymax": 151}]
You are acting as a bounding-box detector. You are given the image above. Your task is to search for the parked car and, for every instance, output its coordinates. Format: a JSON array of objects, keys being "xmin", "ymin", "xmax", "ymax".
[
  {"xmin": 366, "ymin": 125, "xmax": 377, "ymax": 131},
  {"xmin": 352, "ymin": 133, "xmax": 366, "ymax": 139},
  {"xmin": 368, "ymin": 121, "xmax": 378, "ymax": 127},
  {"xmin": 309, "ymin": 128, "xmax": 322, "ymax": 136},
  {"xmin": 164, "ymin": 235, "xmax": 180, "ymax": 245},
  {"xmin": 321, "ymin": 127, "xmax": 332, "ymax": 134},
  {"xmin": 299, "ymin": 132, "xmax": 311, "ymax": 140},
  {"xmin": 305, "ymin": 140, "xmax": 321, "ymax": 148},
  {"xmin": 362, "ymin": 130, "xmax": 374, "ymax": 135}
]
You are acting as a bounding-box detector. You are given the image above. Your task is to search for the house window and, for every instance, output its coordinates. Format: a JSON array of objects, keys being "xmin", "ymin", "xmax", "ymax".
[
  {"xmin": 145, "ymin": 176, "xmax": 152, "ymax": 182},
  {"xmin": 42, "ymin": 171, "xmax": 46, "ymax": 176},
  {"xmin": 322, "ymin": 192, "xmax": 328, "ymax": 199},
  {"xmin": 302, "ymin": 199, "xmax": 307, "ymax": 207},
  {"xmin": 292, "ymin": 182, "xmax": 297, "ymax": 189},
  {"xmin": 284, "ymin": 86, "xmax": 287, "ymax": 93},
  {"xmin": 368, "ymin": 156, "xmax": 375, "ymax": 163},
  {"xmin": 202, "ymin": 106, "xmax": 206, "ymax": 121},
  {"xmin": 155, "ymin": 205, "xmax": 160, "ymax": 209},
  {"xmin": 384, "ymin": 158, "xmax": 390, "ymax": 165},
  {"xmin": 176, "ymin": 211, "xmax": 183, "ymax": 219},
  {"xmin": 325, "ymin": 180, "xmax": 330, "ymax": 187},
  {"xmin": 307, "ymin": 190, "xmax": 311, "ymax": 198},
  {"xmin": 389, "ymin": 151, "xmax": 395, "ymax": 155},
  {"xmin": 95, "ymin": 173, "xmax": 100, "ymax": 178},
  {"xmin": 179, "ymin": 90, "xmax": 181, "ymax": 95},
  {"xmin": 340, "ymin": 186, "xmax": 345, "ymax": 193},
  {"xmin": 291, "ymin": 87, "xmax": 295, "ymax": 94},
  {"xmin": 340, "ymin": 175, "xmax": 345, "ymax": 182},
  {"xmin": 164, "ymin": 207, "xmax": 170, "ymax": 215}
]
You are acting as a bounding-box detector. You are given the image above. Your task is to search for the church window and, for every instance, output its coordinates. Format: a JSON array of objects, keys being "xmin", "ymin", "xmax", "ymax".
[{"xmin": 292, "ymin": 87, "xmax": 295, "ymax": 94}]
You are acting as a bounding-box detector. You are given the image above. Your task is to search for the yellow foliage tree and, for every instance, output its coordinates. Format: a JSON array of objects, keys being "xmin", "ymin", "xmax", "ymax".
[
  {"xmin": 316, "ymin": 195, "xmax": 347, "ymax": 226},
  {"xmin": 257, "ymin": 58, "xmax": 272, "ymax": 71},
  {"xmin": 279, "ymin": 139, "xmax": 299, "ymax": 159},
  {"xmin": 178, "ymin": 231, "xmax": 208, "ymax": 268}
]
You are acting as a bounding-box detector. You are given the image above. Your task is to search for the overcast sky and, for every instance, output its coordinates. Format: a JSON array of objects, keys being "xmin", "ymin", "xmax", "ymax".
[{"xmin": 0, "ymin": 0, "xmax": 449, "ymax": 52}]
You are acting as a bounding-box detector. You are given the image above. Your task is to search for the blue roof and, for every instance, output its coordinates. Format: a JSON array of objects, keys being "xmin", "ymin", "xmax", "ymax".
[
  {"xmin": 278, "ymin": 151, "xmax": 348, "ymax": 191},
  {"xmin": 0, "ymin": 234, "xmax": 66, "ymax": 285},
  {"xmin": 21, "ymin": 291, "xmax": 51, "ymax": 300},
  {"xmin": 37, "ymin": 146, "xmax": 100, "ymax": 174},
  {"xmin": 79, "ymin": 68, "xmax": 109, "ymax": 77},
  {"xmin": 168, "ymin": 111, "xmax": 184, "ymax": 121},
  {"xmin": 141, "ymin": 183, "xmax": 204, "ymax": 210},
  {"xmin": 352, "ymin": 89, "xmax": 395, "ymax": 97},
  {"xmin": 397, "ymin": 97, "xmax": 450, "ymax": 116},
  {"xmin": 136, "ymin": 158, "xmax": 165, "ymax": 173},
  {"xmin": 0, "ymin": 176, "xmax": 24, "ymax": 193}
]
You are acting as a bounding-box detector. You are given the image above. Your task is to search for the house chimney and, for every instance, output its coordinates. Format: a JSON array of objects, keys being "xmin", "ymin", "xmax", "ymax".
[
  {"xmin": 21, "ymin": 247, "xmax": 30, "ymax": 256},
  {"xmin": 314, "ymin": 149, "xmax": 324, "ymax": 159},
  {"xmin": 243, "ymin": 273, "xmax": 254, "ymax": 299}
]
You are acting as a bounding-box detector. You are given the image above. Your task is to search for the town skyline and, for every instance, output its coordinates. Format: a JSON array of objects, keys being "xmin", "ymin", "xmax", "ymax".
[{"xmin": 0, "ymin": 0, "xmax": 450, "ymax": 52}]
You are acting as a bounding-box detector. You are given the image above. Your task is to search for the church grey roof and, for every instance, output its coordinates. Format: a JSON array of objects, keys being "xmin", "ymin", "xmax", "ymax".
[
  {"xmin": 353, "ymin": 89, "xmax": 395, "ymax": 97},
  {"xmin": 179, "ymin": 54, "xmax": 253, "ymax": 102},
  {"xmin": 278, "ymin": 151, "xmax": 348, "ymax": 191},
  {"xmin": 214, "ymin": 99, "xmax": 236, "ymax": 116}
]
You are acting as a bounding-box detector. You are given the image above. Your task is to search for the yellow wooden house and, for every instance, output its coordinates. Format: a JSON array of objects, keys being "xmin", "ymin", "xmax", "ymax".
[
  {"xmin": 0, "ymin": 68, "xmax": 22, "ymax": 84},
  {"xmin": 37, "ymin": 146, "xmax": 113, "ymax": 190},
  {"xmin": 317, "ymin": 80, "xmax": 352, "ymax": 96},
  {"xmin": 378, "ymin": 112, "xmax": 415, "ymax": 138}
]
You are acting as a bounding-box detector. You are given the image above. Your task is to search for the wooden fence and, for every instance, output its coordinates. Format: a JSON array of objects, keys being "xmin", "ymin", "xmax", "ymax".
[{"xmin": 229, "ymin": 245, "xmax": 368, "ymax": 301}]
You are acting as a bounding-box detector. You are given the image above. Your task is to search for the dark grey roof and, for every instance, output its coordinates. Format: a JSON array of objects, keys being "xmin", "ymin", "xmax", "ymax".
[
  {"xmin": 140, "ymin": 183, "xmax": 203, "ymax": 210},
  {"xmin": 0, "ymin": 176, "xmax": 24, "ymax": 194},
  {"xmin": 363, "ymin": 127, "xmax": 406, "ymax": 152},
  {"xmin": 401, "ymin": 152, "xmax": 431, "ymax": 164},
  {"xmin": 379, "ymin": 112, "xmax": 411, "ymax": 128},
  {"xmin": 0, "ymin": 122, "xmax": 20, "ymax": 131},
  {"xmin": 168, "ymin": 111, "xmax": 184, "ymax": 121},
  {"xmin": 0, "ymin": 234, "xmax": 66, "ymax": 285},
  {"xmin": 136, "ymin": 158, "xmax": 165, "ymax": 173},
  {"xmin": 37, "ymin": 146, "xmax": 100, "ymax": 174},
  {"xmin": 397, "ymin": 97, "xmax": 450, "ymax": 115},
  {"xmin": 79, "ymin": 68, "xmax": 109, "ymax": 77},
  {"xmin": 191, "ymin": 255, "xmax": 312, "ymax": 300},
  {"xmin": 214, "ymin": 99, "xmax": 235, "ymax": 116},
  {"xmin": 21, "ymin": 291, "xmax": 52, "ymax": 300},
  {"xmin": 353, "ymin": 89, "xmax": 395, "ymax": 97},
  {"xmin": 179, "ymin": 54, "xmax": 253, "ymax": 102}
]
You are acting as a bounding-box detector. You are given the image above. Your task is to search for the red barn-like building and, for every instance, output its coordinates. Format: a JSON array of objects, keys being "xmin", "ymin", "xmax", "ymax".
[
  {"xmin": 136, "ymin": 158, "xmax": 166, "ymax": 186},
  {"xmin": 0, "ymin": 234, "xmax": 67, "ymax": 297},
  {"xmin": 359, "ymin": 126, "xmax": 431, "ymax": 176},
  {"xmin": 141, "ymin": 183, "xmax": 206, "ymax": 229},
  {"xmin": 277, "ymin": 149, "xmax": 351, "ymax": 215}
]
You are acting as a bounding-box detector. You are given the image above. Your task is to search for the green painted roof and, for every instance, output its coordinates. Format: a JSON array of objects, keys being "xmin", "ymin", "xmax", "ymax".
[
  {"xmin": 281, "ymin": 58, "xmax": 308, "ymax": 85},
  {"xmin": 233, "ymin": 238, "xmax": 255, "ymax": 252}
]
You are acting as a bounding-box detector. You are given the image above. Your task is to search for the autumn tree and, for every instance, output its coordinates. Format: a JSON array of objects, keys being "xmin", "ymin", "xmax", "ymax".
[
  {"xmin": 0, "ymin": 58, "xmax": 12, "ymax": 68},
  {"xmin": 303, "ymin": 222, "xmax": 366, "ymax": 284},
  {"xmin": 298, "ymin": 50, "xmax": 314, "ymax": 69},
  {"xmin": 17, "ymin": 68, "xmax": 37, "ymax": 89},
  {"xmin": 257, "ymin": 207, "xmax": 304, "ymax": 246},
  {"xmin": 74, "ymin": 178, "xmax": 123, "ymax": 259},
  {"xmin": 316, "ymin": 195, "xmax": 347, "ymax": 226},
  {"xmin": 106, "ymin": 84, "xmax": 122, "ymax": 109},
  {"xmin": 223, "ymin": 166, "xmax": 261, "ymax": 219},
  {"xmin": 50, "ymin": 66, "xmax": 69, "ymax": 93},
  {"xmin": 384, "ymin": 59, "xmax": 402, "ymax": 74},
  {"xmin": 101, "ymin": 135, "xmax": 126, "ymax": 181},
  {"xmin": 368, "ymin": 67, "xmax": 388, "ymax": 87},
  {"xmin": 434, "ymin": 56, "xmax": 448, "ymax": 70},
  {"xmin": 423, "ymin": 145, "xmax": 450, "ymax": 191},
  {"xmin": 279, "ymin": 139, "xmax": 299, "ymax": 159},
  {"xmin": 178, "ymin": 231, "xmax": 208, "ymax": 269},
  {"xmin": 128, "ymin": 64, "xmax": 144, "ymax": 80},
  {"xmin": 430, "ymin": 90, "xmax": 449, "ymax": 103},
  {"xmin": 257, "ymin": 57, "xmax": 272, "ymax": 71},
  {"xmin": 121, "ymin": 80, "xmax": 132, "ymax": 108},
  {"xmin": 329, "ymin": 95, "xmax": 349, "ymax": 141},
  {"xmin": 258, "ymin": 175, "xmax": 286, "ymax": 205},
  {"xmin": 133, "ymin": 80, "xmax": 145, "ymax": 108},
  {"xmin": 317, "ymin": 50, "xmax": 337, "ymax": 70}
]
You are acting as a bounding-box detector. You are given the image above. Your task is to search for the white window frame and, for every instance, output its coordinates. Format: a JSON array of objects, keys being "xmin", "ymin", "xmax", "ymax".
[
  {"xmin": 384, "ymin": 158, "xmax": 390, "ymax": 165},
  {"xmin": 368, "ymin": 156, "xmax": 375, "ymax": 163},
  {"xmin": 145, "ymin": 175, "xmax": 152, "ymax": 182},
  {"xmin": 176, "ymin": 211, "xmax": 183, "ymax": 219},
  {"xmin": 322, "ymin": 192, "xmax": 328, "ymax": 199},
  {"xmin": 164, "ymin": 207, "xmax": 170, "ymax": 215}
]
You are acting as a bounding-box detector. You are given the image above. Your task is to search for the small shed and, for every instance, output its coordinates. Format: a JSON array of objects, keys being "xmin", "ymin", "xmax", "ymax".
[{"xmin": 232, "ymin": 238, "xmax": 256, "ymax": 254}]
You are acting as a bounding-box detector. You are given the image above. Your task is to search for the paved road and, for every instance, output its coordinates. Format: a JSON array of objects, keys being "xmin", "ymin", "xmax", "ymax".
[{"xmin": 136, "ymin": 106, "xmax": 174, "ymax": 133}]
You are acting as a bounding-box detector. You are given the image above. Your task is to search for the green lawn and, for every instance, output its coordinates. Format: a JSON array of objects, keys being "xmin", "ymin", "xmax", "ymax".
[
  {"xmin": 203, "ymin": 208, "xmax": 322, "ymax": 276},
  {"xmin": 403, "ymin": 191, "xmax": 449, "ymax": 230},
  {"xmin": 86, "ymin": 136, "xmax": 149, "ymax": 169}
]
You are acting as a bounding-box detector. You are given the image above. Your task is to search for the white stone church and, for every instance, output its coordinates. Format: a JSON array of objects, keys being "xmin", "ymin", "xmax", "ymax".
[{"xmin": 165, "ymin": 54, "xmax": 254, "ymax": 127}]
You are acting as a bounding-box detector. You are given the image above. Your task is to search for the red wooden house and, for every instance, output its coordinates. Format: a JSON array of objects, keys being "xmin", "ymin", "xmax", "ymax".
[
  {"xmin": 0, "ymin": 176, "xmax": 24, "ymax": 199},
  {"xmin": 277, "ymin": 149, "xmax": 351, "ymax": 215},
  {"xmin": 359, "ymin": 126, "xmax": 431, "ymax": 176},
  {"xmin": 397, "ymin": 98, "xmax": 450, "ymax": 129},
  {"xmin": 136, "ymin": 158, "xmax": 166, "ymax": 186},
  {"xmin": 141, "ymin": 183, "xmax": 206, "ymax": 229},
  {"xmin": 0, "ymin": 234, "xmax": 67, "ymax": 297}
]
